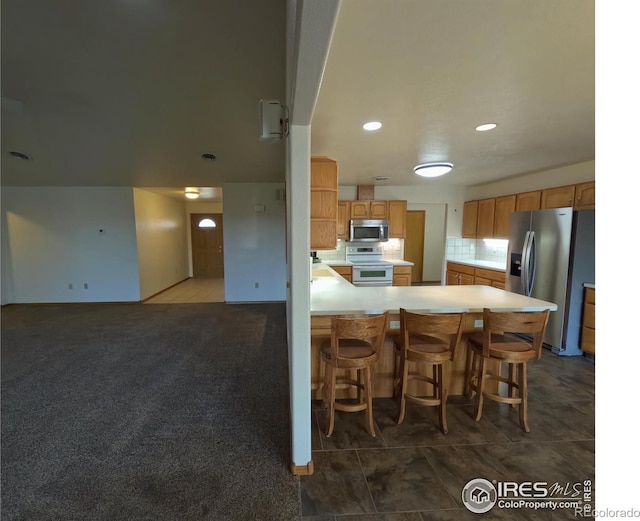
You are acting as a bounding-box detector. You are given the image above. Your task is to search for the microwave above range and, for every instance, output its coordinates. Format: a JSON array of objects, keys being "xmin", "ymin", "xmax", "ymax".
[{"xmin": 349, "ymin": 219, "xmax": 389, "ymax": 242}]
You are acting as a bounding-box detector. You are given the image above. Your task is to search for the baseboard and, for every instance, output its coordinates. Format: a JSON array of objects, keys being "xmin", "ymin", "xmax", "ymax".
[
  {"xmin": 141, "ymin": 277, "xmax": 191, "ymax": 302},
  {"xmin": 290, "ymin": 460, "xmax": 314, "ymax": 476}
]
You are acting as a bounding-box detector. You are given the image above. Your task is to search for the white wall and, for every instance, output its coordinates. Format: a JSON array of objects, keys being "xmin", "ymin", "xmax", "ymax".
[
  {"xmin": 185, "ymin": 200, "xmax": 224, "ymax": 278},
  {"xmin": 1, "ymin": 187, "xmax": 140, "ymax": 304},
  {"xmin": 133, "ymin": 189, "xmax": 190, "ymax": 300},
  {"xmin": 222, "ymin": 183, "xmax": 287, "ymax": 302},
  {"xmin": 466, "ymin": 160, "xmax": 595, "ymax": 200}
]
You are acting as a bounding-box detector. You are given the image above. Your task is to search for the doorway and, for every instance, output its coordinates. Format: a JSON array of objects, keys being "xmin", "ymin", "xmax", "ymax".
[
  {"xmin": 405, "ymin": 210, "xmax": 425, "ymax": 283},
  {"xmin": 191, "ymin": 213, "xmax": 224, "ymax": 278}
]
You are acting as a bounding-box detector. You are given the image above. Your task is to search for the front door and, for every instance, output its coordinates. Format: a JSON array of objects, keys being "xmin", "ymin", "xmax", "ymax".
[{"xmin": 191, "ymin": 213, "xmax": 224, "ymax": 278}]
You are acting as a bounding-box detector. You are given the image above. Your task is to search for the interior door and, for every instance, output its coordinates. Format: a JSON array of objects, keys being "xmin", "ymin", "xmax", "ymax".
[
  {"xmin": 405, "ymin": 210, "xmax": 425, "ymax": 283},
  {"xmin": 191, "ymin": 213, "xmax": 224, "ymax": 278}
]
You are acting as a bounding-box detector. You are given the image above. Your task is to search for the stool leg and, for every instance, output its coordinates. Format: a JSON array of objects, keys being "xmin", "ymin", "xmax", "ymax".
[
  {"xmin": 509, "ymin": 363, "xmax": 517, "ymax": 408},
  {"xmin": 474, "ymin": 356, "xmax": 487, "ymax": 422},
  {"xmin": 397, "ymin": 357, "xmax": 410, "ymax": 424},
  {"xmin": 326, "ymin": 365, "xmax": 337, "ymax": 437},
  {"xmin": 518, "ymin": 362, "xmax": 530, "ymax": 433},
  {"xmin": 364, "ymin": 366, "xmax": 376, "ymax": 437},
  {"xmin": 465, "ymin": 348, "xmax": 476, "ymax": 399},
  {"xmin": 437, "ymin": 363, "xmax": 448, "ymax": 434}
]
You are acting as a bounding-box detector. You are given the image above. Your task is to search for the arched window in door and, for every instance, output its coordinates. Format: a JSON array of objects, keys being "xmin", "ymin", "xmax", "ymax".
[{"xmin": 198, "ymin": 218, "xmax": 216, "ymax": 228}]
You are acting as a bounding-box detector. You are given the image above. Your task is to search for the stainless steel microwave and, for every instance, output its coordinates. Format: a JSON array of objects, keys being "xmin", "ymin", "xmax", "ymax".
[{"xmin": 349, "ymin": 219, "xmax": 389, "ymax": 242}]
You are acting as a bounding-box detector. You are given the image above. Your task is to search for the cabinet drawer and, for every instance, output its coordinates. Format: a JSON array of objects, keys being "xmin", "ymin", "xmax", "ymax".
[
  {"xmin": 583, "ymin": 303, "xmax": 595, "ymax": 329},
  {"xmin": 393, "ymin": 266, "xmax": 412, "ymax": 275},
  {"xmin": 584, "ymin": 287, "xmax": 595, "ymax": 304},
  {"xmin": 446, "ymin": 262, "xmax": 475, "ymax": 276},
  {"xmin": 475, "ymin": 267, "xmax": 505, "ymax": 282},
  {"xmin": 475, "ymin": 276, "xmax": 492, "ymax": 286},
  {"xmin": 581, "ymin": 326, "xmax": 595, "ymax": 355},
  {"xmin": 332, "ymin": 266, "xmax": 352, "ymax": 276}
]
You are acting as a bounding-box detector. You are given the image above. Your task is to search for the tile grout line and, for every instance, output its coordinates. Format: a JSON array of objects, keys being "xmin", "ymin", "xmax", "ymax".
[{"xmin": 355, "ymin": 449, "xmax": 379, "ymax": 515}]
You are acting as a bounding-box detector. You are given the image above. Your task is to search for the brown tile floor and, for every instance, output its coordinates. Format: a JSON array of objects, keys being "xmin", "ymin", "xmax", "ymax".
[{"xmin": 301, "ymin": 350, "xmax": 595, "ymax": 520}]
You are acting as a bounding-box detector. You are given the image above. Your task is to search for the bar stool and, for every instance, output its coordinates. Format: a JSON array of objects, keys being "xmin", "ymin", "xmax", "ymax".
[
  {"xmin": 320, "ymin": 313, "xmax": 388, "ymax": 437},
  {"xmin": 465, "ymin": 308, "xmax": 550, "ymax": 432},
  {"xmin": 394, "ymin": 309, "xmax": 464, "ymax": 434}
]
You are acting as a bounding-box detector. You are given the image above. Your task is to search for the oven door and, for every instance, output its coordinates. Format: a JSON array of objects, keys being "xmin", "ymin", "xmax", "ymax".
[{"xmin": 351, "ymin": 265, "xmax": 393, "ymax": 286}]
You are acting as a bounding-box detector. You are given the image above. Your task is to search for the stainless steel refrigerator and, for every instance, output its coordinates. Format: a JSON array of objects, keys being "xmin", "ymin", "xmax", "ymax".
[{"xmin": 506, "ymin": 207, "xmax": 595, "ymax": 356}]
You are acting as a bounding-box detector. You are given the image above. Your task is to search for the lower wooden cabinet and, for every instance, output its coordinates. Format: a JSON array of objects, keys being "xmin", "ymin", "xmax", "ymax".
[
  {"xmin": 331, "ymin": 265, "xmax": 352, "ymax": 282},
  {"xmin": 446, "ymin": 262, "xmax": 505, "ymax": 287},
  {"xmin": 392, "ymin": 265, "xmax": 412, "ymax": 286},
  {"xmin": 581, "ymin": 287, "xmax": 595, "ymax": 355}
]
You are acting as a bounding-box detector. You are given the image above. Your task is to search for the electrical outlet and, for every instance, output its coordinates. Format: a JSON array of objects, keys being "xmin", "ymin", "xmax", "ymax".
[
  {"xmin": 255, "ymin": 282, "xmax": 259, "ymax": 288},
  {"xmin": 389, "ymin": 320, "xmax": 400, "ymax": 329},
  {"xmin": 84, "ymin": 283, "xmax": 88, "ymax": 289},
  {"xmin": 68, "ymin": 283, "xmax": 73, "ymax": 290},
  {"xmin": 474, "ymin": 319, "xmax": 483, "ymax": 328}
]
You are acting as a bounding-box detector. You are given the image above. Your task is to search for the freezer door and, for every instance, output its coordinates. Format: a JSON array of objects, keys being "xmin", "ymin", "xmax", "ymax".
[
  {"xmin": 529, "ymin": 207, "xmax": 573, "ymax": 350},
  {"xmin": 506, "ymin": 211, "xmax": 532, "ymax": 293}
]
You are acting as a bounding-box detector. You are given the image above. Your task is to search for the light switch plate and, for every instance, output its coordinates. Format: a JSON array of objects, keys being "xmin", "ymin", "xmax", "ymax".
[
  {"xmin": 390, "ymin": 320, "xmax": 400, "ymax": 329},
  {"xmin": 474, "ymin": 320, "xmax": 483, "ymax": 328}
]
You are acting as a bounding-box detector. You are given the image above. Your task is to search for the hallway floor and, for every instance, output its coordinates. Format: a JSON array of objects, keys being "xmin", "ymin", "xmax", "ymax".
[
  {"xmin": 301, "ymin": 350, "xmax": 595, "ymax": 520},
  {"xmin": 143, "ymin": 278, "xmax": 225, "ymax": 303}
]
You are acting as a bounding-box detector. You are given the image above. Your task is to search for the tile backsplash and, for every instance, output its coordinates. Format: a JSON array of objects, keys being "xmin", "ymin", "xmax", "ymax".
[
  {"xmin": 316, "ymin": 239, "xmax": 404, "ymax": 261},
  {"xmin": 446, "ymin": 238, "xmax": 508, "ymax": 264}
]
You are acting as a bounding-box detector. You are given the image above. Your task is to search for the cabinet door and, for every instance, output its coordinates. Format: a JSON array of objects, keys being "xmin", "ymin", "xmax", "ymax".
[
  {"xmin": 575, "ymin": 181, "xmax": 595, "ymax": 210},
  {"xmin": 310, "ymin": 157, "xmax": 338, "ymax": 250},
  {"xmin": 516, "ymin": 191, "xmax": 541, "ymax": 211},
  {"xmin": 493, "ymin": 195, "xmax": 516, "ymax": 238},
  {"xmin": 388, "ymin": 200, "xmax": 407, "ymax": 238},
  {"xmin": 475, "ymin": 276, "xmax": 491, "ymax": 286},
  {"xmin": 541, "ymin": 185, "xmax": 575, "ymax": 209},
  {"xmin": 446, "ymin": 270, "xmax": 459, "ymax": 285},
  {"xmin": 459, "ymin": 273, "xmax": 475, "ymax": 285},
  {"xmin": 462, "ymin": 201, "xmax": 478, "ymax": 238},
  {"xmin": 350, "ymin": 201, "xmax": 370, "ymax": 219},
  {"xmin": 369, "ymin": 201, "xmax": 388, "ymax": 219},
  {"xmin": 337, "ymin": 201, "xmax": 350, "ymax": 239},
  {"xmin": 476, "ymin": 198, "xmax": 496, "ymax": 238}
]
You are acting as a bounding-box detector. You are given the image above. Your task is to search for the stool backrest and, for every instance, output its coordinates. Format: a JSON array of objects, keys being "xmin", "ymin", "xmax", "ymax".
[
  {"xmin": 399, "ymin": 309, "xmax": 464, "ymax": 361},
  {"xmin": 329, "ymin": 313, "xmax": 388, "ymax": 361},
  {"xmin": 482, "ymin": 308, "xmax": 550, "ymax": 359}
]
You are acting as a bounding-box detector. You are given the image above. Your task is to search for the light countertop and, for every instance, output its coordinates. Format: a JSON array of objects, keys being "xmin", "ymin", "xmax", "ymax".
[
  {"xmin": 322, "ymin": 259, "xmax": 414, "ymax": 267},
  {"xmin": 311, "ymin": 263, "xmax": 557, "ymax": 316},
  {"xmin": 446, "ymin": 258, "xmax": 507, "ymax": 271},
  {"xmin": 584, "ymin": 283, "xmax": 595, "ymax": 289}
]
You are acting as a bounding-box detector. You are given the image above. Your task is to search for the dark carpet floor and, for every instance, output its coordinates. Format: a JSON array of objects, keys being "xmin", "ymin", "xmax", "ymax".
[{"xmin": 1, "ymin": 302, "xmax": 300, "ymax": 521}]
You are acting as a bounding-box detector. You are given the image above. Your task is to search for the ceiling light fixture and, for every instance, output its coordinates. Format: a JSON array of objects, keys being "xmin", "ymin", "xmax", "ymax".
[
  {"xmin": 363, "ymin": 121, "xmax": 382, "ymax": 131},
  {"xmin": 185, "ymin": 188, "xmax": 200, "ymax": 199},
  {"xmin": 372, "ymin": 176, "xmax": 390, "ymax": 181},
  {"xmin": 9, "ymin": 151, "xmax": 31, "ymax": 160},
  {"xmin": 475, "ymin": 123, "xmax": 497, "ymax": 132},
  {"xmin": 414, "ymin": 162, "xmax": 454, "ymax": 178}
]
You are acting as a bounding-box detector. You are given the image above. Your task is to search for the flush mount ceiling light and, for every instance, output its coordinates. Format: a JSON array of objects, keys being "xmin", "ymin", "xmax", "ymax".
[
  {"xmin": 475, "ymin": 123, "xmax": 497, "ymax": 132},
  {"xmin": 414, "ymin": 162, "xmax": 454, "ymax": 178},
  {"xmin": 185, "ymin": 188, "xmax": 200, "ymax": 199},
  {"xmin": 363, "ymin": 121, "xmax": 382, "ymax": 131}
]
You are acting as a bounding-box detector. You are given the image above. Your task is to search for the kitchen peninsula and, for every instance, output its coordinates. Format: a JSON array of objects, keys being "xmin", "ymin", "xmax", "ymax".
[{"xmin": 310, "ymin": 263, "xmax": 557, "ymax": 399}]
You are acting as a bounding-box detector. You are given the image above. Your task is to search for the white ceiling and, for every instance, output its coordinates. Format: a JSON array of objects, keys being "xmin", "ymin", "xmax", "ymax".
[{"xmin": 1, "ymin": 1, "xmax": 595, "ymax": 200}]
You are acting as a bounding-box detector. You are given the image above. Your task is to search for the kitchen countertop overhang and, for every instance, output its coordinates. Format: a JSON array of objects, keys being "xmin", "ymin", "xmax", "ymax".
[{"xmin": 311, "ymin": 263, "xmax": 556, "ymax": 316}]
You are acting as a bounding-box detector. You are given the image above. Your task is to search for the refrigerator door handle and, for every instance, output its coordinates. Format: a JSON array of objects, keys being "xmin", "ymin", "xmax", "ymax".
[
  {"xmin": 521, "ymin": 231, "xmax": 531, "ymax": 295},
  {"xmin": 527, "ymin": 231, "xmax": 537, "ymax": 296}
]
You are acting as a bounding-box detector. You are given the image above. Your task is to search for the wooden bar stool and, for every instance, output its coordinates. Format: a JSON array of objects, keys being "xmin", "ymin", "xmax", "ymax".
[
  {"xmin": 320, "ymin": 313, "xmax": 388, "ymax": 437},
  {"xmin": 465, "ymin": 308, "xmax": 550, "ymax": 432},
  {"xmin": 394, "ymin": 309, "xmax": 464, "ymax": 434}
]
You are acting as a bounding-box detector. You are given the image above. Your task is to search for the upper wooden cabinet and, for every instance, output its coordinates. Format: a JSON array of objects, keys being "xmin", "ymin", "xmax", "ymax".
[
  {"xmin": 516, "ymin": 191, "xmax": 541, "ymax": 211},
  {"xmin": 462, "ymin": 201, "xmax": 478, "ymax": 238},
  {"xmin": 476, "ymin": 198, "xmax": 496, "ymax": 238},
  {"xmin": 337, "ymin": 201, "xmax": 350, "ymax": 240},
  {"xmin": 350, "ymin": 200, "xmax": 388, "ymax": 219},
  {"xmin": 494, "ymin": 194, "xmax": 516, "ymax": 238},
  {"xmin": 310, "ymin": 156, "xmax": 338, "ymax": 250},
  {"xmin": 575, "ymin": 181, "xmax": 595, "ymax": 210},
  {"xmin": 388, "ymin": 200, "xmax": 407, "ymax": 238},
  {"xmin": 541, "ymin": 184, "xmax": 575, "ymax": 209}
]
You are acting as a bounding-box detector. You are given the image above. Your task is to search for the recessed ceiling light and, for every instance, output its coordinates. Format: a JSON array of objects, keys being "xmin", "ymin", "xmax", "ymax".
[
  {"xmin": 372, "ymin": 176, "xmax": 390, "ymax": 182},
  {"xmin": 475, "ymin": 123, "xmax": 497, "ymax": 132},
  {"xmin": 363, "ymin": 121, "xmax": 382, "ymax": 131},
  {"xmin": 9, "ymin": 151, "xmax": 31, "ymax": 160},
  {"xmin": 414, "ymin": 162, "xmax": 454, "ymax": 178},
  {"xmin": 185, "ymin": 188, "xmax": 200, "ymax": 199}
]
